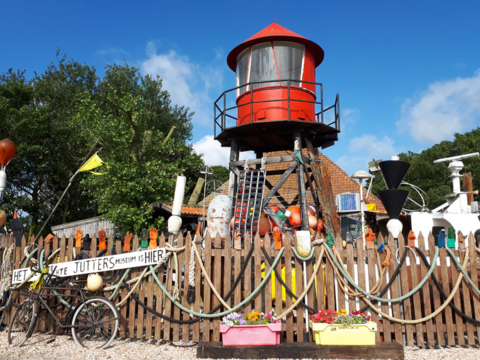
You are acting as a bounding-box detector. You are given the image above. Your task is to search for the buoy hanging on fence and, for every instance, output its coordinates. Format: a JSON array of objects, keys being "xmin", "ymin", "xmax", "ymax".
[
  {"xmin": 168, "ymin": 175, "xmax": 186, "ymax": 235},
  {"xmin": 295, "ymin": 230, "xmax": 311, "ymax": 258},
  {"xmin": 0, "ymin": 139, "xmax": 16, "ymax": 168},
  {"xmin": 207, "ymin": 195, "xmax": 232, "ymax": 239},
  {"xmin": 87, "ymin": 273, "xmax": 104, "ymax": 292}
]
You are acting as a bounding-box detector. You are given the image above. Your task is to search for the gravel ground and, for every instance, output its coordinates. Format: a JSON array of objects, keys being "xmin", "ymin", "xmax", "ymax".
[{"xmin": 0, "ymin": 331, "xmax": 479, "ymax": 360}]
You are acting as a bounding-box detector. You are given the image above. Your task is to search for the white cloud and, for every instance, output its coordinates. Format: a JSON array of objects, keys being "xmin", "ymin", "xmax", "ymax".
[
  {"xmin": 398, "ymin": 70, "xmax": 480, "ymax": 144},
  {"xmin": 336, "ymin": 135, "xmax": 397, "ymax": 175},
  {"xmin": 141, "ymin": 42, "xmax": 223, "ymax": 126},
  {"xmin": 192, "ymin": 135, "xmax": 254, "ymax": 167},
  {"xmin": 349, "ymin": 134, "xmax": 396, "ymax": 158}
]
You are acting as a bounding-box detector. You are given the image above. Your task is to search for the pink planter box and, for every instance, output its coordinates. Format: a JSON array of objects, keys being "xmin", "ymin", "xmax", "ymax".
[{"xmin": 220, "ymin": 323, "xmax": 282, "ymax": 346}]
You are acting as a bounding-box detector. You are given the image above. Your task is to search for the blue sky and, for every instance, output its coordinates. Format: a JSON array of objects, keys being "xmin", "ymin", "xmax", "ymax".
[{"xmin": 2, "ymin": 0, "xmax": 480, "ymax": 175}]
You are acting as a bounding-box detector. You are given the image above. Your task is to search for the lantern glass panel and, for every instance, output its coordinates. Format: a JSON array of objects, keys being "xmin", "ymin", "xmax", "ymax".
[
  {"xmin": 236, "ymin": 49, "xmax": 250, "ymax": 97},
  {"xmin": 249, "ymin": 43, "xmax": 279, "ymax": 90},
  {"xmin": 273, "ymin": 42, "xmax": 304, "ymax": 87}
]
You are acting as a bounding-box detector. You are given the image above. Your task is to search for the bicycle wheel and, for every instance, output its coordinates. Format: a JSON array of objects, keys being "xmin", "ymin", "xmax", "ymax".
[
  {"xmin": 8, "ymin": 297, "xmax": 38, "ymax": 347},
  {"xmin": 71, "ymin": 297, "xmax": 118, "ymax": 349}
]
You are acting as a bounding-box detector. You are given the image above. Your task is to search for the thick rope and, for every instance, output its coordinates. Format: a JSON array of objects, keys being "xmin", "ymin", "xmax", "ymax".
[
  {"xmin": 186, "ymin": 244, "xmax": 196, "ymax": 305},
  {"xmin": 189, "ymin": 245, "xmax": 195, "ymax": 287},
  {"xmin": 192, "ymin": 240, "xmax": 231, "ymax": 310},
  {"xmin": 0, "ymin": 244, "xmax": 14, "ymax": 303},
  {"xmin": 116, "ymin": 267, "xmax": 149, "ymax": 307},
  {"xmin": 360, "ymin": 248, "xmax": 409, "ymax": 312},
  {"xmin": 149, "ymin": 247, "xmax": 285, "ymax": 318},
  {"xmin": 165, "ymin": 242, "xmax": 186, "ymax": 301},
  {"xmin": 362, "ymin": 250, "xmax": 468, "ymax": 324},
  {"xmin": 24, "ymin": 244, "xmax": 38, "ymax": 265},
  {"xmin": 331, "ymin": 247, "xmax": 386, "ymax": 297},
  {"xmin": 446, "ymin": 246, "xmax": 480, "ymax": 295},
  {"xmin": 323, "ymin": 244, "xmax": 440, "ymax": 302},
  {"xmin": 416, "ymin": 247, "xmax": 480, "ymax": 325},
  {"xmin": 276, "ymin": 247, "xmax": 324, "ymax": 319},
  {"xmin": 325, "ymin": 244, "xmax": 468, "ymax": 324}
]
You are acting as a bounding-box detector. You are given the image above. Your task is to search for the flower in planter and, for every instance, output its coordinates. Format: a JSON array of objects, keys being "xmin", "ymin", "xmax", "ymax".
[
  {"xmin": 221, "ymin": 312, "xmax": 245, "ymax": 326},
  {"xmin": 335, "ymin": 310, "xmax": 371, "ymax": 325},
  {"xmin": 310, "ymin": 309, "xmax": 372, "ymax": 325},
  {"xmin": 221, "ymin": 310, "xmax": 278, "ymax": 326},
  {"xmin": 309, "ymin": 308, "xmax": 335, "ymax": 324},
  {"xmin": 247, "ymin": 311, "xmax": 260, "ymax": 321}
]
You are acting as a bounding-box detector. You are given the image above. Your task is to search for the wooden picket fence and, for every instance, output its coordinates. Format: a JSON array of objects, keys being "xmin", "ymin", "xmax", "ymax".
[{"xmin": 1, "ymin": 229, "xmax": 480, "ymax": 347}]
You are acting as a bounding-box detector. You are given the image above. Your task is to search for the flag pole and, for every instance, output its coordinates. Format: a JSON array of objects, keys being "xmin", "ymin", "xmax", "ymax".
[{"xmin": 32, "ymin": 137, "xmax": 101, "ymax": 243}]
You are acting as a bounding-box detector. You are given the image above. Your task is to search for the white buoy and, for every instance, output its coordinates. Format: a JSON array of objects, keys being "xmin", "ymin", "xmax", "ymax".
[
  {"xmin": 168, "ymin": 175, "xmax": 186, "ymax": 235},
  {"xmin": 0, "ymin": 169, "xmax": 6, "ymax": 202},
  {"xmin": 207, "ymin": 195, "xmax": 232, "ymax": 239}
]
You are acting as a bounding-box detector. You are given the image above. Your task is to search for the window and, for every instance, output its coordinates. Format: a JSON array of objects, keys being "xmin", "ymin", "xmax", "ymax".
[
  {"xmin": 249, "ymin": 44, "xmax": 279, "ymax": 90},
  {"xmin": 236, "ymin": 49, "xmax": 250, "ymax": 97},
  {"xmin": 274, "ymin": 42, "xmax": 304, "ymax": 87},
  {"xmin": 235, "ymin": 42, "xmax": 306, "ymax": 96}
]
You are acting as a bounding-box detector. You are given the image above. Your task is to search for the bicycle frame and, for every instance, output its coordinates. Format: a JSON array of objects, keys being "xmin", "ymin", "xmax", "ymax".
[{"xmin": 19, "ymin": 265, "xmax": 92, "ymax": 332}]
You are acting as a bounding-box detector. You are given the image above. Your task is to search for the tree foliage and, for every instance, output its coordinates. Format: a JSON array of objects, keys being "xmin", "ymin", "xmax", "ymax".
[
  {"xmin": 1, "ymin": 54, "xmax": 204, "ymax": 236},
  {"xmin": 0, "ymin": 56, "xmax": 97, "ymax": 235},
  {"xmin": 75, "ymin": 63, "xmax": 203, "ymax": 233},
  {"xmin": 371, "ymin": 128, "xmax": 480, "ymax": 210}
]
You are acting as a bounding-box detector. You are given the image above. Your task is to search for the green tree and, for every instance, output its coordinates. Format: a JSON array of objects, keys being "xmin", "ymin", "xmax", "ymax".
[
  {"xmin": 0, "ymin": 56, "xmax": 97, "ymax": 236},
  {"xmin": 76, "ymin": 62, "xmax": 203, "ymax": 233},
  {"xmin": 371, "ymin": 128, "xmax": 480, "ymax": 210}
]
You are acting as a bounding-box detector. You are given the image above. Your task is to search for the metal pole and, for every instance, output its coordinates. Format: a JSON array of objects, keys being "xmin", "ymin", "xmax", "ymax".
[
  {"xmin": 32, "ymin": 137, "xmax": 101, "ymax": 243},
  {"xmin": 359, "ymin": 178, "xmax": 366, "ymax": 244},
  {"xmin": 202, "ymin": 171, "xmax": 208, "ymax": 235}
]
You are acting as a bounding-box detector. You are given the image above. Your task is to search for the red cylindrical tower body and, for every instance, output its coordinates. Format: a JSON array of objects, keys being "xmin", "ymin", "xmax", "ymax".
[
  {"xmin": 214, "ymin": 22, "xmax": 339, "ymax": 152},
  {"xmin": 227, "ymin": 22, "xmax": 324, "ymax": 126}
]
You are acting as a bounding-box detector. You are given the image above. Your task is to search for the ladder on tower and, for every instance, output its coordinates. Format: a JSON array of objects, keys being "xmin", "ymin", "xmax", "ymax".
[{"xmin": 232, "ymin": 163, "xmax": 266, "ymax": 238}]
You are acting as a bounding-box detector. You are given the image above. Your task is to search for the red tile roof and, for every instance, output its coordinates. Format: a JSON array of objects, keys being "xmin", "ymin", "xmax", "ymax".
[{"xmin": 155, "ymin": 203, "xmax": 204, "ymax": 216}]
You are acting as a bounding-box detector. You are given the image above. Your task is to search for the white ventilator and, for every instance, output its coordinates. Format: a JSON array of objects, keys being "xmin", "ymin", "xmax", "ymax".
[{"xmin": 168, "ymin": 175, "xmax": 186, "ymax": 234}]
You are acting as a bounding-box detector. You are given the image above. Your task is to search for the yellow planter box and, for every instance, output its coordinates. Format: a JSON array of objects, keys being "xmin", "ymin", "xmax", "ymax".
[{"xmin": 309, "ymin": 321, "xmax": 377, "ymax": 345}]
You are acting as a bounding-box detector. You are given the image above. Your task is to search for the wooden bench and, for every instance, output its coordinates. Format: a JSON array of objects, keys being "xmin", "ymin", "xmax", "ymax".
[{"xmin": 197, "ymin": 341, "xmax": 404, "ymax": 359}]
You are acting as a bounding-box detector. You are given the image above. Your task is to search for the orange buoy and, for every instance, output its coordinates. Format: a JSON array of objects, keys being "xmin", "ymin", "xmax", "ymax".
[
  {"xmin": 288, "ymin": 212, "xmax": 301, "ymax": 228},
  {"xmin": 259, "ymin": 216, "xmax": 271, "ymax": 236},
  {"xmin": 270, "ymin": 204, "xmax": 280, "ymax": 213},
  {"xmin": 287, "ymin": 206, "xmax": 300, "ymax": 214},
  {"xmin": 317, "ymin": 218, "xmax": 324, "ymax": 233}
]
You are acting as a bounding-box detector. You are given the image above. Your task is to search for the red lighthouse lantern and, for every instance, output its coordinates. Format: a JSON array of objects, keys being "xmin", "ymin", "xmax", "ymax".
[{"xmin": 215, "ymin": 22, "xmax": 340, "ymax": 152}]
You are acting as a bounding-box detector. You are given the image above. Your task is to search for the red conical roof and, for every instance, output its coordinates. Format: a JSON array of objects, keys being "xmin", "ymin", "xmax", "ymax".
[{"xmin": 227, "ymin": 22, "xmax": 325, "ymax": 71}]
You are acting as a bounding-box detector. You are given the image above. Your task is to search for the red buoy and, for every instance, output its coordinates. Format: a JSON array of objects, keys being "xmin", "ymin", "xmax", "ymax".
[{"xmin": 0, "ymin": 139, "xmax": 16, "ymax": 168}]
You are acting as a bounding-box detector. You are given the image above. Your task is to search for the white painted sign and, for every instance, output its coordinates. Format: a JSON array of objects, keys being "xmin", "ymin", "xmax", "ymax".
[{"xmin": 12, "ymin": 247, "xmax": 167, "ymax": 285}]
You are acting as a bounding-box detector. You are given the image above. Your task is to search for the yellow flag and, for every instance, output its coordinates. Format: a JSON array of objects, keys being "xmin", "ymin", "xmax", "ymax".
[{"xmin": 78, "ymin": 154, "xmax": 108, "ymax": 175}]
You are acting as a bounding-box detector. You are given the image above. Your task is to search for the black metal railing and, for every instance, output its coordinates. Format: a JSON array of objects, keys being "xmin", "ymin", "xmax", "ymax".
[{"xmin": 213, "ymin": 79, "xmax": 340, "ymax": 137}]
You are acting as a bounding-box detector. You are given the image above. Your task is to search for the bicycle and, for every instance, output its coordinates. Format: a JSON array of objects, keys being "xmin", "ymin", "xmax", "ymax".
[{"xmin": 7, "ymin": 265, "xmax": 119, "ymax": 349}]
